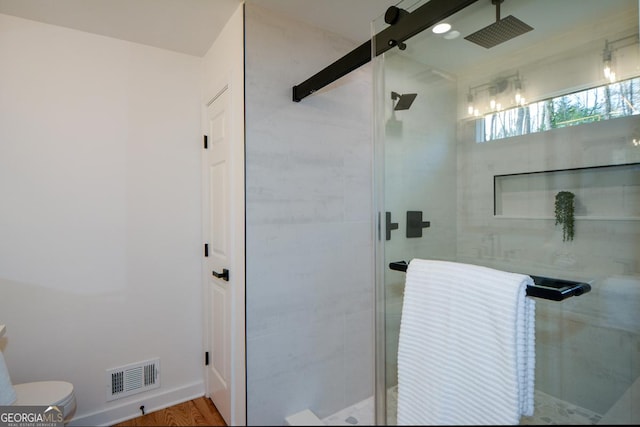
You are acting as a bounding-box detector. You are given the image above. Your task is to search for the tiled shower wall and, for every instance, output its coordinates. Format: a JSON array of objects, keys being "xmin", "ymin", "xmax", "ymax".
[
  {"xmin": 380, "ymin": 31, "xmax": 640, "ymax": 420},
  {"xmin": 244, "ymin": 4, "xmax": 374, "ymax": 425},
  {"xmin": 456, "ymin": 115, "xmax": 640, "ymax": 416},
  {"xmin": 453, "ymin": 22, "xmax": 640, "ymax": 415}
]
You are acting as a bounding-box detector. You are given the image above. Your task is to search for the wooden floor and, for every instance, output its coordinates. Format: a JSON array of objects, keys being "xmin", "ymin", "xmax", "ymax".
[{"xmin": 112, "ymin": 397, "xmax": 226, "ymax": 427}]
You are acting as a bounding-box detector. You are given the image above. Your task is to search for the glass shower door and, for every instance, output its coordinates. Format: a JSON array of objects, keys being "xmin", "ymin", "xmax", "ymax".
[{"xmin": 373, "ymin": 0, "xmax": 640, "ymax": 424}]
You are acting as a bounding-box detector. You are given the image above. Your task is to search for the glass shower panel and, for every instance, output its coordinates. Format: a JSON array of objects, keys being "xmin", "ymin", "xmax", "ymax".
[{"xmin": 373, "ymin": 0, "xmax": 640, "ymax": 425}]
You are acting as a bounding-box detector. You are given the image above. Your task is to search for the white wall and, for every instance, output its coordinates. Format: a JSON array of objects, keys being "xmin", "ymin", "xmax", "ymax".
[
  {"xmin": 244, "ymin": 3, "xmax": 374, "ymax": 425},
  {"xmin": 0, "ymin": 13, "xmax": 204, "ymax": 425}
]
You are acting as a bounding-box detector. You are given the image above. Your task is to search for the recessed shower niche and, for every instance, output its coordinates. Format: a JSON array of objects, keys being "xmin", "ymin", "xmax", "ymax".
[{"xmin": 494, "ymin": 162, "xmax": 640, "ymax": 220}]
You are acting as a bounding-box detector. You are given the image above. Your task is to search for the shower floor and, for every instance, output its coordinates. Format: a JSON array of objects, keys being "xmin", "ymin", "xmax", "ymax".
[{"xmin": 322, "ymin": 386, "xmax": 603, "ymax": 425}]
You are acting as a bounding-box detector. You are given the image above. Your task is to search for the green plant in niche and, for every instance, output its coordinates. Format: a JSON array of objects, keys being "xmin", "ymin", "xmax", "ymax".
[{"xmin": 554, "ymin": 191, "xmax": 575, "ymax": 241}]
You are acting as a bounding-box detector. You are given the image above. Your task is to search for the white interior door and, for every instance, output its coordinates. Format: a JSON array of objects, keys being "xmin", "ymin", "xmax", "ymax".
[{"xmin": 204, "ymin": 87, "xmax": 233, "ymax": 424}]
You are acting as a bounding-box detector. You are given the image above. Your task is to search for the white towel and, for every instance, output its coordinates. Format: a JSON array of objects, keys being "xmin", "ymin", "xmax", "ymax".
[{"xmin": 397, "ymin": 259, "xmax": 535, "ymax": 425}]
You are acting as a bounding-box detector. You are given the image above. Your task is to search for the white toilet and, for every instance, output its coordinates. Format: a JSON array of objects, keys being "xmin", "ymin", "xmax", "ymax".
[
  {"xmin": 0, "ymin": 325, "xmax": 77, "ymax": 424},
  {"xmin": 13, "ymin": 381, "xmax": 77, "ymax": 423}
]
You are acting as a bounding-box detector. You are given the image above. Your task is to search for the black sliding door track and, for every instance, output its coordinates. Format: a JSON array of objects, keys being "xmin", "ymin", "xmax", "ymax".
[{"xmin": 292, "ymin": 0, "xmax": 479, "ymax": 102}]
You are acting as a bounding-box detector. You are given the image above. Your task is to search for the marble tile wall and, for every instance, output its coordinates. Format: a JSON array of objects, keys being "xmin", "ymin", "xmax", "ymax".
[
  {"xmin": 244, "ymin": 3, "xmax": 640, "ymax": 424},
  {"xmin": 455, "ymin": 114, "xmax": 640, "ymax": 415},
  {"xmin": 534, "ymin": 275, "xmax": 640, "ymax": 416},
  {"xmin": 380, "ymin": 48, "xmax": 640, "ymax": 418},
  {"xmin": 456, "ymin": 115, "xmax": 640, "ymax": 280},
  {"xmin": 244, "ymin": 4, "xmax": 373, "ymax": 425}
]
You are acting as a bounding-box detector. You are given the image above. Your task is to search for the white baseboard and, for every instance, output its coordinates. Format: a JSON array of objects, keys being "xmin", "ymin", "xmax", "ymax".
[{"xmin": 67, "ymin": 380, "xmax": 205, "ymax": 427}]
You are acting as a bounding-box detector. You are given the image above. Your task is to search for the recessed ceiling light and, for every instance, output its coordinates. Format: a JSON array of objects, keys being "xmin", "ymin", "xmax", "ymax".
[{"xmin": 432, "ymin": 23, "xmax": 451, "ymax": 34}]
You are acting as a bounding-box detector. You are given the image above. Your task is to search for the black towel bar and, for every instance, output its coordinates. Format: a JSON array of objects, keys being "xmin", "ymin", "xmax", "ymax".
[{"xmin": 388, "ymin": 260, "xmax": 591, "ymax": 302}]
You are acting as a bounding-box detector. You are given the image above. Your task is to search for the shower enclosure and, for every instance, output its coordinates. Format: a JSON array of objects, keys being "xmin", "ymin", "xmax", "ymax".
[{"xmin": 373, "ymin": 0, "xmax": 640, "ymax": 424}]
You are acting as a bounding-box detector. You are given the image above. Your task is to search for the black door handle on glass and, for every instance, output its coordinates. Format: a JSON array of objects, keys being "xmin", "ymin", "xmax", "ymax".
[{"xmin": 386, "ymin": 212, "xmax": 399, "ymax": 241}]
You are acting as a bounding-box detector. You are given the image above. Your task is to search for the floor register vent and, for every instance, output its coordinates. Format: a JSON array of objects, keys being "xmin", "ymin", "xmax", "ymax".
[{"xmin": 106, "ymin": 358, "xmax": 160, "ymax": 401}]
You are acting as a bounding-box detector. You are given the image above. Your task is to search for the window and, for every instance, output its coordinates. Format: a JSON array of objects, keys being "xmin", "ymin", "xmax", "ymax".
[{"xmin": 479, "ymin": 76, "xmax": 640, "ymax": 142}]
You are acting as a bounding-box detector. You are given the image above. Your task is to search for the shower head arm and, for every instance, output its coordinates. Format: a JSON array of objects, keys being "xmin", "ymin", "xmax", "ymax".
[{"xmin": 492, "ymin": 0, "xmax": 504, "ymax": 22}]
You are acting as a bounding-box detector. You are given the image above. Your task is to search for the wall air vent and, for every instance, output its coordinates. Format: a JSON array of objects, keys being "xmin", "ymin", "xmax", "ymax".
[{"xmin": 106, "ymin": 358, "xmax": 160, "ymax": 401}]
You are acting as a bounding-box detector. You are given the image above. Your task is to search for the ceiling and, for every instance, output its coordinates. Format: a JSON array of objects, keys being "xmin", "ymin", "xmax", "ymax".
[
  {"xmin": 0, "ymin": 0, "xmax": 242, "ymax": 56},
  {"xmin": 248, "ymin": 0, "xmax": 398, "ymax": 43},
  {"xmin": 0, "ymin": 0, "xmax": 398, "ymax": 56},
  {"xmin": 0, "ymin": 0, "xmax": 636, "ymax": 76}
]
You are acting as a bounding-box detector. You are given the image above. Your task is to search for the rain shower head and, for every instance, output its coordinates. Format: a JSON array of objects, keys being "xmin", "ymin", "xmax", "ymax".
[
  {"xmin": 464, "ymin": 0, "xmax": 533, "ymax": 49},
  {"xmin": 391, "ymin": 92, "xmax": 417, "ymax": 110}
]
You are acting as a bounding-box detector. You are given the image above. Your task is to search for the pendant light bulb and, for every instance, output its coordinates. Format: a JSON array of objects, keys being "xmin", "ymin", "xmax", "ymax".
[
  {"xmin": 603, "ymin": 46, "xmax": 613, "ymax": 80},
  {"xmin": 488, "ymin": 85, "xmax": 498, "ymax": 111},
  {"xmin": 467, "ymin": 93, "xmax": 474, "ymax": 115},
  {"xmin": 603, "ymin": 61, "xmax": 611, "ymax": 79},
  {"xmin": 514, "ymin": 77, "xmax": 523, "ymax": 105}
]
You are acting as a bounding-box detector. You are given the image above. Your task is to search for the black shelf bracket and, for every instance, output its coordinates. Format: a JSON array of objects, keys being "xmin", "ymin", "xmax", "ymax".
[
  {"xmin": 292, "ymin": 0, "xmax": 479, "ymax": 102},
  {"xmin": 388, "ymin": 260, "xmax": 592, "ymax": 302}
]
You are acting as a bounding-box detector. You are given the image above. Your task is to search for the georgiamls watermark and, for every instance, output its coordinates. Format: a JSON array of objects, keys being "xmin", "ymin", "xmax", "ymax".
[{"xmin": 0, "ymin": 406, "xmax": 63, "ymax": 427}]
